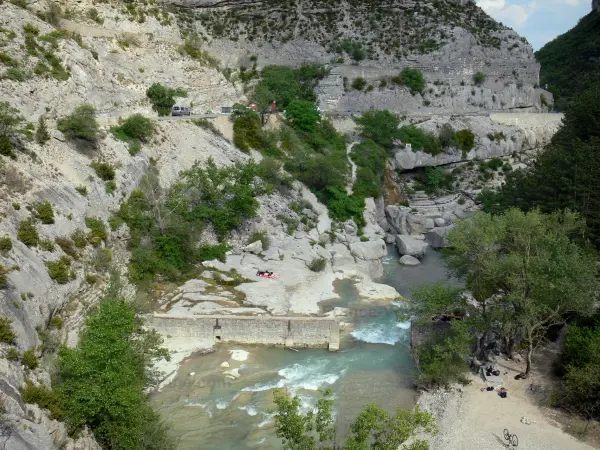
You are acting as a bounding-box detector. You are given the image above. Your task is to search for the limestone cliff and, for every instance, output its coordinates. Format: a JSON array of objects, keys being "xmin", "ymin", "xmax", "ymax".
[{"xmin": 165, "ymin": 0, "xmax": 545, "ymax": 113}]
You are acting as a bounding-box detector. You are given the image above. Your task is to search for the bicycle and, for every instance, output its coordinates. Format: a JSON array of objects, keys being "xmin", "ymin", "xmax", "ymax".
[{"xmin": 503, "ymin": 428, "xmax": 519, "ymax": 447}]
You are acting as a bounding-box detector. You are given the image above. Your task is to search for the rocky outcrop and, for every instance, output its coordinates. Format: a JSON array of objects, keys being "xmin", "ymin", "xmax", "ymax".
[
  {"xmin": 399, "ymin": 255, "xmax": 421, "ymax": 266},
  {"xmin": 426, "ymin": 226, "xmax": 455, "ymax": 249},
  {"xmin": 391, "ymin": 114, "xmax": 563, "ymax": 170},
  {"xmin": 594, "ymin": 0, "xmax": 600, "ymax": 13}
]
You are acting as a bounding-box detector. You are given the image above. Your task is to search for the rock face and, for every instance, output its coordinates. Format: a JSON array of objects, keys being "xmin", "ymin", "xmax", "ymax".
[
  {"xmin": 395, "ymin": 235, "xmax": 429, "ymax": 258},
  {"xmin": 391, "ymin": 114, "xmax": 563, "ymax": 170},
  {"xmin": 349, "ymin": 240, "xmax": 388, "ymax": 261},
  {"xmin": 594, "ymin": 0, "xmax": 600, "ymax": 13},
  {"xmin": 167, "ymin": 0, "xmax": 543, "ymax": 114}
]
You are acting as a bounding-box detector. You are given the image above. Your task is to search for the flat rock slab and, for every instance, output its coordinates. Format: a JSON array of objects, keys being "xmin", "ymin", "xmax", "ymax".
[{"xmin": 399, "ymin": 255, "xmax": 421, "ymax": 266}]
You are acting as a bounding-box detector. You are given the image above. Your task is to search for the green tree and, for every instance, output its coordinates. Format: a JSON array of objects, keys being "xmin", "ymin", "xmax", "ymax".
[
  {"xmin": 117, "ymin": 114, "xmax": 155, "ymax": 142},
  {"xmin": 354, "ymin": 109, "xmax": 399, "ymax": 149},
  {"xmin": 146, "ymin": 83, "xmax": 186, "ymax": 116},
  {"xmin": 57, "ymin": 104, "xmax": 100, "ymax": 144},
  {"xmin": 445, "ymin": 209, "xmax": 598, "ymax": 375},
  {"xmin": 273, "ymin": 389, "xmax": 437, "ymax": 450},
  {"xmin": 285, "ymin": 100, "xmax": 321, "ymax": 134},
  {"xmin": 473, "ymin": 71, "xmax": 486, "ymax": 86},
  {"xmin": 0, "ymin": 101, "xmax": 23, "ymax": 137},
  {"xmin": 56, "ymin": 295, "xmax": 174, "ymax": 450},
  {"xmin": 35, "ymin": 115, "xmax": 50, "ymax": 145}
]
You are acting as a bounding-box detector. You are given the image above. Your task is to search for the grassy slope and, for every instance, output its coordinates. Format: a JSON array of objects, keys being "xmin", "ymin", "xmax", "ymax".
[{"xmin": 535, "ymin": 12, "xmax": 600, "ymax": 109}]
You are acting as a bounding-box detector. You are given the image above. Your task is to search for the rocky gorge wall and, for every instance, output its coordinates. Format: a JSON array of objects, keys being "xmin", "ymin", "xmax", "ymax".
[
  {"xmin": 166, "ymin": 0, "xmax": 545, "ymax": 113},
  {"xmin": 150, "ymin": 314, "xmax": 341, "ymax": 350}
]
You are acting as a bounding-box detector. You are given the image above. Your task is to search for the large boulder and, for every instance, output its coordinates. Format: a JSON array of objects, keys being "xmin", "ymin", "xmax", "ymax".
[
  {"xmin": 407, "ymin": 214, "xmax": 429, "ymax": 235},
  {"xmin": 385, "ymin": 205, "xmax": 410, "ymax": 234},
  {"xmin": 243, "ymin": 240, "xmax": 263, "ymax": 254},
  {"xmin": 395, "ymin": 235, "xmax": 429, "ymax": 258},
  {"xmin": 425, "ymin": 226, "xmax": 455, "ymax": 249},
  {"xmin": 330, "ymin": 243, "xmax": 355, "ymax": 268},
  {"xmin": 399, "ymin": 255, "xmax": 421, "ymax": 266},
  {"xmin": 349, "ymin": 239, "xmax": 387, "ymax": 261}
]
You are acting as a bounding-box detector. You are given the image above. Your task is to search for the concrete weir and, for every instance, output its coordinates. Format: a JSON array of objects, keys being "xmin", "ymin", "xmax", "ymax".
[{"xmin": 150, "ymin": 314, "xmax": 341, "ymax": 351}]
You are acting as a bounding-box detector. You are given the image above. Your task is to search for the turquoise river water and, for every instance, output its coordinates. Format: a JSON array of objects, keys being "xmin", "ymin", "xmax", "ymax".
[{"xmin": 151, "ymin": 246, "xmax": 461, "ymax": 449}]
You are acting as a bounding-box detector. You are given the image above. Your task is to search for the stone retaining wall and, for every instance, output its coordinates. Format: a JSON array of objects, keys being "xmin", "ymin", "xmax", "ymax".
[{"xmin": 150, "ymin": 314, "xmax": 340, "ymax": 351}]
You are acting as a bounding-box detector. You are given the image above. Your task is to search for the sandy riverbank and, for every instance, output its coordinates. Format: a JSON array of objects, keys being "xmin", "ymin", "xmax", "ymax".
[{"xmin": 418, "ymin": 373, "xmax": 598, "ymax": 450}]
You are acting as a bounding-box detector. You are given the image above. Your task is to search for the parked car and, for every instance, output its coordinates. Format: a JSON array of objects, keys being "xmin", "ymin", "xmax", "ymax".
[{"xmin": 171, "ymin": 106, "xmax": 191, "ymax": 116}]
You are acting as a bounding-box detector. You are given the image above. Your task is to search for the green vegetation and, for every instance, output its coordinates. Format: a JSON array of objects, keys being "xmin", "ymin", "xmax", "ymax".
[
  {"xmin": 90, "ymin": 161, "xmax": 116, "ymax": 181},
  {"xmin": 21, "ymin": 380, "xmax": 62, "ymax": 420},
  {"xmin": 535, "ymin": 11, "xmax": 600, "ymax": 109},
  {"xmin": 232, "ymin": 106, "xmax": 268, "ymax": 152},
  {"xmin": 453, "ymin": 129, "xmax": 476, "ymax": 156},
  {"xmin": 75, "ymin": 185, "xmax": 88, "ymax": 196},
  {"xmin": 473, "ymin": 71, "xmax": 486, "ymax": 86},
  {"xmin": 0, "ymin": 101, "xmax": 24, "ymax": 158},
  {"xmin": 350, "ymin": 139, "xmax": 388, "ymax": 198},
  {"xmin": 55, "ymin": 295, "xmax": 174, "ymax": 449},
  {"xmin": 55, "ymin": 236, "xmax": 78, "ymax": 260},
  {"xmin": 22, "ymin": 349, "xmax": 39, "ymax": 370},
  {"xmin": 307, "ymin": 257, "xmax": 327, "ymax": 272},
  {"xmin": 85, "ymin": 217, "xmax": 108, "ymax": 246},
  {"xmin": 253, "ymin": 64, "xmax": 327, "ymax": 109},
  {"xmin": 354, "ymin": 109, "xmax": 399, "ymax": 149},
  {"xmin": 46, "ymin": 256, "xmax": 74, "ymax": 284},
  {"xmin": 552, "ymin": 323, "xmax": 600, "ymax": 423},
  {"xmin": 285, "ymin": 100, "xmax": 320, "ymax": 134},
  {"xmin": 351, "ymin": 76, "xmax": 367, "ymax": 91},
  {"xmin": 40, "ymin": 239, "xmax": 56, "ymax": 252},
  {"xmin": 273, "ymin": 389, "xmax": 436, "ymax": 449},
  {"xmin": 0, "ymin": 317, "xmax": 16, "ymax": 344},
  {"xmin": 400, "ymin": 67, "xmax": 425, "ymax": 94},
  {"xmin": 35, "ymin": 116, "xmax": 50, "ymax": 144},
  {"xmin": 0, "ymin": 236, "xmax": 12, "ymax": 253},
  {"xmin": 398, "ymin": 126, "xmax": 442, "ymax": 155},
  {"xmin": 334, "ymin": 38, "xmax": 366, "ymax": 62},
  {"xmin": 34, "ymin": 201, "xmax": 55, "ymax": 224},
  {"xmin": 415, "ymin": 166, "xmax": 454, "ymax": 194},
  {"xmin": 17, "ymin": 219, "xmax": 39, "ymax": 247},
  {"xmin": 111, "ymin": 114, "xmax": 155, "ymax": 155},
  {"xmin": 57, "ymin": 104, "xmax": 100, "ymax": 146},
  {"xmin": 146, "ymin": 83, "xmax": 187, "ymax": 116},
  {"xmin": 117, "ymin": 162, "xmax": 267, "ymax": 283}
]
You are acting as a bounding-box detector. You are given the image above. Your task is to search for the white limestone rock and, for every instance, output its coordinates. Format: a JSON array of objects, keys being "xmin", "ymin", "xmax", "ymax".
[
  {"xmin": 399, "ymin": 255, "xmax": 421, "ymax": 266},
  {"xmin": 395, "ymin": 235, "xmax": 429, "ymax": 258}
]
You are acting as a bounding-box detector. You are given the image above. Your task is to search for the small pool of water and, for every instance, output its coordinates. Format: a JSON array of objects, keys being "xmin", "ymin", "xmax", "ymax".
[{"xmin": 152, "ymin": 245, "xmax": 462, "ymax": 449}]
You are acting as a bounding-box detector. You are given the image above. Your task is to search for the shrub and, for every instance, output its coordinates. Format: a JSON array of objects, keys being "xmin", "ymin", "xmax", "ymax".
[
  {"xmin": 7, "ymin": 348, "xmax": 19, "ymax": 361},
  {"xmin": 0, "ymin": 135, "xmax": 15, "ymax": 158},
  {"xmin": 197, "ymin": 243, "xmax": 229, "ymax": 262},
  {"xmin": 91, "ymin": 248, "xmax": 112, "ymax": 272},
  {"xmin": 453, "ymin": 129, "xmax": 476, "ymax": 154},
  {"xmin": 0, "ymin": 236, "xmax": 12, "ymax": 253},
  {"xmin": 397, "ymin": 126, "xmax": 442, "ymax": 155},
  {"xmin": 0, "ymin": 317, "xmax": 16, "ymax": 344},
  {"xmin": 146, "ymin": 83, "xmax": 187, "ymax": 116},
  {"xmin": 248, "ymin": 232, "xmax": 270, "ymax": 251},
  {"xmin": 17, "ymin": 219, "xmax": 39, "ymax": 247},
  {"xmin": 400, "ymin": 67, "xmax": 425, "ymax": 94},
  {"xmin": 47, "ymin": 316, "xmax": 63, "ymax": 331},
  {"xmin": 85, "ymin": 217, "xmax": 107, "ymax": 246},
  {"xmin": 4, "ymin": 67, "xmax": 30, "ymax": 82},
  {"xmin": 351, "ymin": 77, "xmax": 367, "ymax": 91},
  {"xmin": 75, "ymin": 185, "xmax": 87, "ymax": 195},
  {"xmin": 112, "ymin": 114, "xmax": 155, "ymax": 142},
  {"xmin": 473, "ymin": 71, "xmax": 486, "ymax": 86},
  {"xmin": 21, "ymin": 380, "xmax": 61, "ymax": 420},
  {"xmin": 40, "ymin": 239, "xmax": 55, "ymax": 252},
  {"xmin": 57, "ymin": 104, "xmax": 99, "ymax": 144},
  {"xmin": 35, "ymin": 116, "xmax": 50, "ymax": 144},
  {"xmin": 34, "ymin": 201, "xmax": 55, "ymax": 224},
  {"xmin": 56, "ymin": 236, "xmax": 79, "ymax": 259},
  {"xmin": 90, "ymin": 161, "xmax": 115, "ymax": 181},
  {"xmin": 307, "ymin": 257, "xmax": 327, "ymax": 272},
  {"xmin": 0, "ymin": 101, "xmax": 24, "ymax": 138},
  {"xmin": 232, "ymin": 107, "xmax": 264, "ymax": 152},
  {"xmin": 105, "ymin": 180, "xmax": 117, "ymax": 194},
  {"xmin": 22, "ymin": 349, "xmax": 39, "ymax": 370},
  {"xmin": 178, "ymin": 34, "xmax": 219, "ymax": 67},
  {"xmin": 46, "ymin": 256, "xmax": 73, "ymax": 284}
]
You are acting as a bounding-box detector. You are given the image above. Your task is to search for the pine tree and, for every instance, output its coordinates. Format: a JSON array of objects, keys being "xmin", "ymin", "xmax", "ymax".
[{"xmin": 35, "ymin": 115, "xmax": 50, "ymax": 145}]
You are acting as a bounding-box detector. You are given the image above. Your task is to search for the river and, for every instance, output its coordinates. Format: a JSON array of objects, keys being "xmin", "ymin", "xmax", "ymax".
[{"xmin": 151, "ymin": 246, "xmax": 461, "ymax": 449}]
